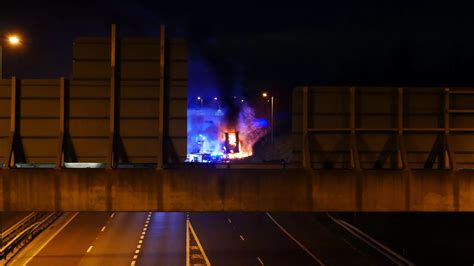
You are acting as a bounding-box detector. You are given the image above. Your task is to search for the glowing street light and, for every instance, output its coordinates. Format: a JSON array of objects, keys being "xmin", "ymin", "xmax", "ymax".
[
  {"xmin": 262, "ymin": 91, "xmax": 274, "ymax": 144},
  {"xmin": 1, "ymin": 34, "xmax": 23, "ymax": 79},
  {"xmin": 197, "ymin": 96, "xmax": 203, "ymax": 107},
  {"xmin": 8, "ymin": 35, "xmax": 21, "ymax": 46},
  {"xmin": 213, "ymin": 96, "xmax": 221, "ymax": 110}
]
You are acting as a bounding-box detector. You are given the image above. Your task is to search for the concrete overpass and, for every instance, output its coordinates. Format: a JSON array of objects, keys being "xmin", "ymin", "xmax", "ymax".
[
  {"xmin": 2, "ymin": 25, "xmax": 474, "ymax": 212},
  {"xmin": 1, "ymin": 168, "xmax": 473, "ymax": 211}
]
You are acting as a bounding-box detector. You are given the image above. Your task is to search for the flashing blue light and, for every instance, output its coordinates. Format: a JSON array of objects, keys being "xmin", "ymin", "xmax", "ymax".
[{"xmin": 253, "ymin": 118, "xmax": 269, "ymax": 128}]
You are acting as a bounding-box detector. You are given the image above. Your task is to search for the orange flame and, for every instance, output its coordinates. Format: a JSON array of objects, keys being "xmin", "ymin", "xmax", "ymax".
[{"xmin": 220, "ymin": 128, "xmax": 253, "ymax": 160}]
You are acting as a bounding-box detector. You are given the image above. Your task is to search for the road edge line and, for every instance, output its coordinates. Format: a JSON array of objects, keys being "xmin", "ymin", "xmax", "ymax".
[
  {"xmin": 327, "ymin": 213, "xmax": 414, "ymax": 266},
  {"xmin": 188, "ymin": 218, "xmax": 211, "ymax": 266},
  {"xmin": 23, "ymin": 212, "xmax": 79, "ymax": 265},
  {"xmin": 266, "ymin": 212, "xmax": 325, "ymax": 266},
  {"xmin": 186, "ymin": 213, "xmax": 190, "ymax": 266}
]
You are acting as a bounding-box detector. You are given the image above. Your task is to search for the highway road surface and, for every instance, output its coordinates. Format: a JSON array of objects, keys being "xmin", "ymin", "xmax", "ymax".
[
  {"xmin": 7, "ymin": 212, "xmax": 395, "ymax": 265},
  {"xmin": 190, "ymin": 213, "xmax": 392, "ymax": 266}
]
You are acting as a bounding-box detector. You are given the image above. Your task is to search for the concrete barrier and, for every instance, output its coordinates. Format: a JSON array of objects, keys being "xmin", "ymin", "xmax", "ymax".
[
  {"xmin": 1, "ymin": 168, "xmax": 473, "ymax": 211},
  {"xmin": 361, "ymin": 170, "xmax": 408, "ymax": 211}
]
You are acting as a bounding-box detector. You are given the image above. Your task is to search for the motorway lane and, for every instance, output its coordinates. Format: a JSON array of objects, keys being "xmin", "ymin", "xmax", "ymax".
[
  {"xmin": 136, "ymin": 212, "xmax": 186, "ymax": 266},
  {"xmin": 190, "ymin": 213, "xmax": 318, "ymax": 266},
  {"xmin": 78, "ymin": 212, "xmax": 148, "ymax": 266},
  {"xmin": 189, "ymin": 213, "xmax": 260, "ymax": 265},
  {"xmin": 268, "ymin": 213, "xmax": 393, "ymax": 265},
  {"xmin": 191, "ymin": 213, "xmax": 394, "ymax": 266},
  {"xmin": 18, "ymin": 212, "xmax": 185, "ymax": 266},
  {"xmin": 13, "ymin": 212, "xmax": 394, "ymax": 266},
  {"xmin": 27, "ymin": 212, "xmax": 111, "ymax": 266}
]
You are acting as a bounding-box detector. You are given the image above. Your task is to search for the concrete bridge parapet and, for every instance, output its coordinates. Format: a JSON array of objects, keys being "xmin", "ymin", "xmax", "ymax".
[{"xmin": 0, "ymin": 168, "xmax": 472, "ymax": 211}]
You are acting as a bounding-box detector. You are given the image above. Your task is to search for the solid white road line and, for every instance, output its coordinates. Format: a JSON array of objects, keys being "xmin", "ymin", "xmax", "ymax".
[
  {"xmin": 266, "ymin": 212, "xmax": 325, "ymax": 266},
  {"xmin": 188, "ymin": 220, "xmax": 211, "ymax": 266},
  {"xmin": 24, "ymin": 212, "xmax": 79, "ymax": 265},
  {"xmin": 186, "ymin": 216, "xmax": 190, "ymax": 266},
  {"xmin": 327, "ymin": 214, "xmax": 414, "ymax": 266}
]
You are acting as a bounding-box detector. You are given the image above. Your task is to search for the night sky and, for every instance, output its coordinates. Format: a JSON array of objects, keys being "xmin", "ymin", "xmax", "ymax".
[{"xmin": 2, "ymin": 1, "xmax": 474, "ymax": 102}]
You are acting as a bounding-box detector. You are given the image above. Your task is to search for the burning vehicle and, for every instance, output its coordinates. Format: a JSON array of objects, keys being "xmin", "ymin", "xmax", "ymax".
[{"xmin": 186, "ymin": 99, "xmax": 268, "ymax": 163}]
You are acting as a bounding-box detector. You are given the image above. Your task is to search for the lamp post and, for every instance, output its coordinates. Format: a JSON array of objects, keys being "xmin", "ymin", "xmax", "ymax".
[
  {"xmin": 1, "ymin": 34, "xmax": 22, "ymax": 79},
  {"xmin": 197, "ymin": 96, "xmax": 203, "ymax": 107},
  {"xmin": 262, "ymin": 92, "xmax": 274, "ymax": 144},
  {"xmin": 214, "ymin": 96, "xmax": 221, "ymax": 110}
]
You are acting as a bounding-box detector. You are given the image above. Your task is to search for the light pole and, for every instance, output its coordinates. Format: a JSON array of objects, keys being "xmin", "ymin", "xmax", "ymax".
[
  {"xmin": 197, "ymin": 96, "xmax": 203, "ymax": 107},
  {"xmin": 214, "ymin": 96, "xmax": 221, "ymax": 110},
  {"xmin": 262, "ymin": 92, "xmax": 274, "ymax": 144},
  {"xmin": 1, "ymin": 34, "xmax": 22, "ymax": 79}
]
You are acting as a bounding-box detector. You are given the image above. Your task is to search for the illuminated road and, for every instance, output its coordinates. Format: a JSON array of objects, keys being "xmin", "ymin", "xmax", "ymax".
[
  {"xmin": 190, "ymin": 213, "xmax": 392, "ymax": 266},
  {"xmin": 12, "ymin": 212, "xmax": 185, "ymax": 266},
  {"xmin": 8, "ymin": 212, "xmax": 394, "ymax": 265}
]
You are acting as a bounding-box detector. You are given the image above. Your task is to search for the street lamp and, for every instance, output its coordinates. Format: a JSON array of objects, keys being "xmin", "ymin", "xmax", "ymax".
[
  {"xmin": 1, "ymin": 34, "xmax": 22, "ymax": 79},
  {"xmin": 214, "ymin": 96, "xmax": 221, "ymax": 110},
  {"xmin": 262, "ymin": 92, "xmax": 274, "ymax": 144},
  {"xmin": 8, "ymin": 35, "xmax": 20, "ymax": 45},
  {"xmin": 197, "ymin": 96, "xmax": 203, "ymax": 107}
]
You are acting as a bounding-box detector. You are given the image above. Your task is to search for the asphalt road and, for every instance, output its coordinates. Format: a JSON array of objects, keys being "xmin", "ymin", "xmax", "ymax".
[
  {"xmin": 7, "ymin": 212, "xmax": 393, "ymax": 266},
  {"xmin": 20, "ymin": 212, "xmax": 185, "ymax": 266},
  {"xmin": 190, "ymin": 213, "xmax": 392, "ymax": 266}
]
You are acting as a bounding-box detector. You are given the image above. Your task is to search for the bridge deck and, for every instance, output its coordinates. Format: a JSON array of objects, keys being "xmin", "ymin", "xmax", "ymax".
[{"xmin": 1, "ymin": 168, "xmax": 472, "ymax": 211}]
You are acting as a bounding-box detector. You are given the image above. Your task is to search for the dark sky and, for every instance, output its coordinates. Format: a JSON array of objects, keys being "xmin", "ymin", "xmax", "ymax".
[{"xmin": 2, "ymin": 1, "xmax": 474, "ymax": 98}]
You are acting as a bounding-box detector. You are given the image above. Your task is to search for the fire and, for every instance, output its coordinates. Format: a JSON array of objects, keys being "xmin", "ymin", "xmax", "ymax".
[
  {"xmin": 228, "ymin": 132, "xmax": 238, "ymax": 148},
  {"xmin": 217, "ymin": 105, "xmax": 269, "ymax": 161},
  {"xmin": 187, "ymin": 102, "xmax": 268, "ymax": 163},
  {"xmin": 220, "ymin": 129, "xmax": 253, "ymax": 160}
]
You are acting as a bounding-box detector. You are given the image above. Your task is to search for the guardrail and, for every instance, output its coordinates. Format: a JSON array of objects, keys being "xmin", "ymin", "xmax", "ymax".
[
  {"xmin": 1, "ymin": 212, "xmax": 37, "ymax": 245},
  {"xmin": 0, "ymin": 212, "xmax": 62, "ymax": 264}
]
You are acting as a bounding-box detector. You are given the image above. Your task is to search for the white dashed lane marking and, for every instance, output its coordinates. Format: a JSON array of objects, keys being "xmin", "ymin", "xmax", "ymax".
[{"xmin": 130, "ymin": 213, "xmax": 151, "ymax": 265}]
